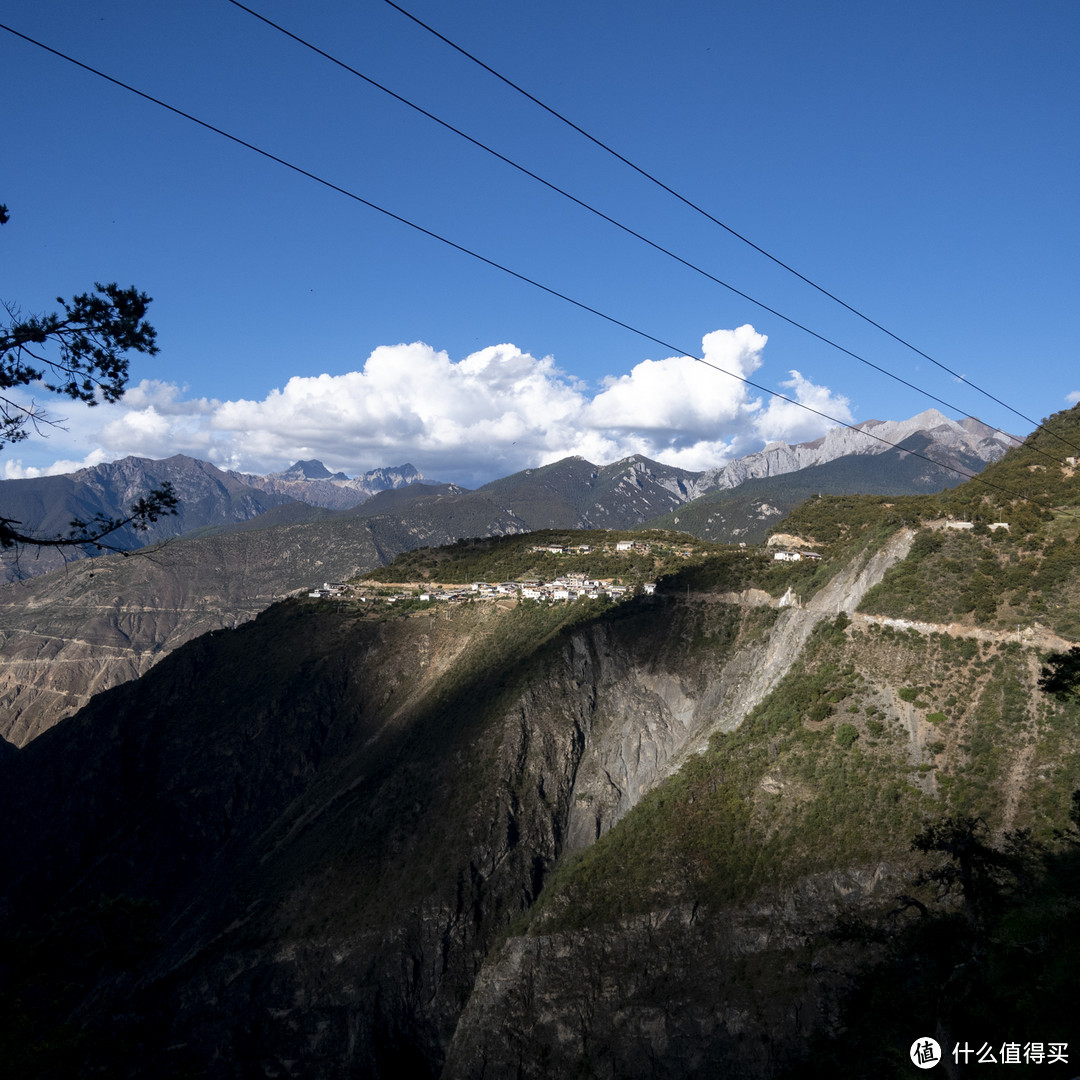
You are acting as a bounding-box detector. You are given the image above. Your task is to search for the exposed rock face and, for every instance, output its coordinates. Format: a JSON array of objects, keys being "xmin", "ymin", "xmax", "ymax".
[
  {"xmin": 443, "ymin": 867, "xmax": 900, "ymax": 1080},
  {"xmin": 564, "ymin": 530, "xmax": 915, "ymax": 853},
  {"xmin": 722, "ymin": 529, "xmax": 916, "ymax": 731},
  {"xmin": 0, "ymin": 600, "xmax": 590, "ymax": 1073},
  {"xmin": 698, "ymin": 410, "xmax": 1013, "ymax": 492},
  {"xmin": 562, "ymin": 619, "xmax": 763, "ymax": 852},
  {"xmin": 433, "ymin": 534, "xmax": 928, "ymax": 1078}
]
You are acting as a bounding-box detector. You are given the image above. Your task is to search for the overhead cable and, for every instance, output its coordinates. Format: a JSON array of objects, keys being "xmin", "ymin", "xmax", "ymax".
[
  {"xmin": 381, "ymin": 0, "xmax": 1080, "ymax": 458},
  {"xmin": 223, "ymin": 0, "xmax": 1080, "ymax": 471},
  {"xmin": 1, "ymin": 21, "xmax": 1073, "ymax": 521}
]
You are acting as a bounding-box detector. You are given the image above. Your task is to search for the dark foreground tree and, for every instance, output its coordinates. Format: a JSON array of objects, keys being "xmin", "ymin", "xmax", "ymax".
[
  {"xmin": 0, "ymin": 203, "xmax": 177, "ymax": 551},
  {"xmin": 1038, "ymin": 646, "xmax": 1080, "ymax": 701}
]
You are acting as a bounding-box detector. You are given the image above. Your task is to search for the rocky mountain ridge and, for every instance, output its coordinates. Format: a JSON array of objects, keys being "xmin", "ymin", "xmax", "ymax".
[
  {"xmin": 0, "ymin": 454, "xmax": 295, "ymax": 582},
  {"xmin": 0, "ymin": 410, "xmax": 1010, "ymax": 586},
  {"xmin": 229, "ymin": 460, "xmax": 425, "ymax": 510},
  {"xmin": 699, "ymin": 409, "xmax": 1013, "ymax": 491}
]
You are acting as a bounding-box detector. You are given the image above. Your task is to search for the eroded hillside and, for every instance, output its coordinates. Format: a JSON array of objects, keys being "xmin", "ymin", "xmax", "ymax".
[{"xmin": 0, "ymin": 512, "xmax": 388, "ymax": 745}]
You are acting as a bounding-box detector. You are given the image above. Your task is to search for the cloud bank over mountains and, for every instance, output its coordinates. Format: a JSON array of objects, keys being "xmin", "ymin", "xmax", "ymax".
[{"xmin": 4, "ymin": 325, "xmax": 856, "ymax": 486}]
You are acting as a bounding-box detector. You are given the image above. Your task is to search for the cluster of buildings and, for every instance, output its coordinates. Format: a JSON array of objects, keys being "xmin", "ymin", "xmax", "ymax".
[
  {"xmin": 306, "ymin": 536, "xmax": 677, "ymax": 605},
  {"xmin": 307, "ymin": 582, "xmax": 351, "ymax": 599},
  {"xmin": 308, "ymin": 575, "xmax": 656, "ymax": 605},
  {"xmin": 772, "ymin": 549, "xmax": 824, "ymax": 562},
  {"xmin": 461, "ymin": 574, "xmax": 655, "ymax": 603},
  {"xmin": 943, "ymin": 519, "xmax": 1011, "ymax": 531}
]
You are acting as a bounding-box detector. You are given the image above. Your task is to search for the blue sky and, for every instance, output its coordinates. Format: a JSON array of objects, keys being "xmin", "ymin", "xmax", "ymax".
[{"xmin": 3, "ymin": 0, "xmax": 1078, "ymax": 485}]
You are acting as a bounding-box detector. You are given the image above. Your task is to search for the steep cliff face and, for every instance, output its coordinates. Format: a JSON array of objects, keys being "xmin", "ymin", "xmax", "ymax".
[
  {"xmin": 1, "ymin": 590, "xmax": 797, "ymax": 1076},
  {"xmin": 444, "ymin": 868, "xmax": 900, "ymax": 1080},
  {"xmin": 191, "ymin": 599, "xmax": 787, "ymax": 1078},
  {"xmin": 562, "ymin": 607, "xmax": 770, "ymax": 852},
  {"xmin": 442, "ymin": 623, "xmax": 1079, "ymax": 1079}
]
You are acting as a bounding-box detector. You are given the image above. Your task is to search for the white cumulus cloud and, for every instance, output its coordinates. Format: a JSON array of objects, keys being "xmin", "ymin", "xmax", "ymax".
[
  {"xmin": 2, "ymin": 326, "xmax": 858, "ymax": 485},
  {"xmin": 755, "ymin": 370, "xmax": 855, "ymax": 446}
]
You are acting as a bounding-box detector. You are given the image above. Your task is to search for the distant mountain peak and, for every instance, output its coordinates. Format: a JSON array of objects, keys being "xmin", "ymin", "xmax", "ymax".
[
  {"xmin": 228, "ymin": 461, "xmax": 426, "ymax": 511},
  {"xmin": 275, "ymin": 460, "xmax": 344, "ymax": 481},
  {"xmin": 359, "ymin": 463, "xmax": 424, "ymax": 487}
]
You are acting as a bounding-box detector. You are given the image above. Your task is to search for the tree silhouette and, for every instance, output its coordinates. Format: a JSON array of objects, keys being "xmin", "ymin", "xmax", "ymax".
[
  {"xmin": 0, "ymin": 203, "xmax": 177, "ymax": 551},
  {"xmin": 1038, "ymin": 646, "xmax": 1080, "ymax": 701}
]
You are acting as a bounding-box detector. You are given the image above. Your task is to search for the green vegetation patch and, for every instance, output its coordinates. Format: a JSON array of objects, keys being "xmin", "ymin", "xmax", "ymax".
[
  {"xmin": 859, "ymin": 524, "xmax": 1080, "ymax": 636},
  {"xmin": 854, "ymin": 406, "xmax": 1080, "ymax": 636},
  {"xmin": 364, "ymin": 529, "xmax": 737, "ymax": 588}
]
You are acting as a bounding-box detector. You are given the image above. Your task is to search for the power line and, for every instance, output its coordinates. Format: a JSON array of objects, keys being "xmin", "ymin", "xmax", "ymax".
[
  {"xmin": 1, "ymin": 21, "xmax": 1073, "ymax": 522},
  {"xmin": 221, "ymin": 0, "xmax": 1076, "ymax": 472},
  {"xmin": 381, "ymin": 0, "xmax": 1080, "ymax": 459}
]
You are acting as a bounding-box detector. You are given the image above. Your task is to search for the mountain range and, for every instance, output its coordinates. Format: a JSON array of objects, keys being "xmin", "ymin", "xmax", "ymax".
[
  {"xmin": 0, "ymin": 457, "xmax": 426, "ymax": 583},
  {"xmin": 0, "ymin": 410, "xmax": 1015, "ymax": 744},
  {"xmin": 697, "ymin": 411, "xmax": 1010, "ymax": 491},
  {"xmin": 1, "ymin": 404, "xmax": 1077, "ymax": 1077},
  {"xmin": 227, "ymin": 460, "xmax": 426, "ymax": 510},
  {"xmin": 0, "ymin": 454, "xmax": 295, "ymax": 582},
  {"xmin": 0, "ymin": 408, "xmax": 1012, "ymax": 585}
]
